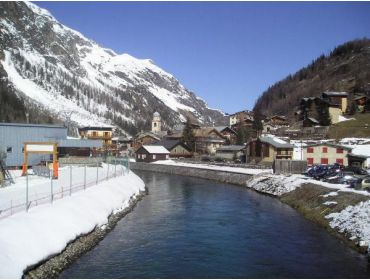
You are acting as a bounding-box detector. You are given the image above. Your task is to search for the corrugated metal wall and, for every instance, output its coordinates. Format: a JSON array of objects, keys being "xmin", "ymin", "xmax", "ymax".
[{"xmin": 0, "ymin": 124, "xmax": 67, "ymax": 167}]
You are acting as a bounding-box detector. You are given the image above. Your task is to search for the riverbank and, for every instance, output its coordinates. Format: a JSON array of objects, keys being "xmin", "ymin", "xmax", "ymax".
[
  {"xmin": 131, "ymin": 162, "xmax": 370, "ymax": 254},
  {"xmin": 0, "ymin": 171, "xmax": 145, "ymax": 279},
  {"xmin": 25, "ymin": 189, "xmax": 146, "ymax": 279}
]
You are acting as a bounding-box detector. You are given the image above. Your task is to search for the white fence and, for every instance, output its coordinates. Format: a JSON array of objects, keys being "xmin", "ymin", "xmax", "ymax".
[{"xmin": 0, "ymin": 161, "xmax": 129, "ymax": 220}]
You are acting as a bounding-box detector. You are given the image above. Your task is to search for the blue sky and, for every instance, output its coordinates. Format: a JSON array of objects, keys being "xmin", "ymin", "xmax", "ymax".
[{"xmin": 36, "ymin": 1, "xmax": 370, "ymax": 114}]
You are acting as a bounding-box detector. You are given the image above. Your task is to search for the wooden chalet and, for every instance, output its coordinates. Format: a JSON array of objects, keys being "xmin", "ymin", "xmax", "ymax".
[
  {"xmin": 135, "ymin": 145, "xmax": 170, "ymax": 163},
  {"xmin": 133, "ymin": 132, "xmax": 161, "ymax": 150},
  {"xmin": 153, "ymin": 139, "xmax": 192, "ymax": 158}
]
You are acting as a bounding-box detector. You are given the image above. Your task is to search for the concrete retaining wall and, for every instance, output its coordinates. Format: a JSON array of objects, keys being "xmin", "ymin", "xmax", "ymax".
[{"xmin": 130, "ymin": 162, "xmax": 252, "ymax": 186}]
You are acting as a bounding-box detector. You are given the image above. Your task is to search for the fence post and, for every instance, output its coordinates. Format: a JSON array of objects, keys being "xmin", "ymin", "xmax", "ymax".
[
  {"xmin": 107, "ymin": 162, "xmax": 109, "ymax": 180},
  {"xmin": 50, "ymin": 174, "xmax": 53, "ymax": 204},
  {"xmin": 69, "ymin": 165, "xmax": 72, "ymax": 196},
  {"xmin": 26, "ymin": 170, "xmax": 29, "ymax": 212},
  {"xmin": 84, "ymin": 165, "xmax": 87, "ymax": 190},
  {"xmin": 96, "ymin": 161, "xmax": 99, "ymax": 185}
]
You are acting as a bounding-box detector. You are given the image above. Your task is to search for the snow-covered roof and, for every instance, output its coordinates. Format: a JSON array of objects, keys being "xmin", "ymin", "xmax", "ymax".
[
  {"xmin": 351, "ymin": 145, "xmax": 370, "ymax": 158},
  {"xmin": 142, "ymin": 145, "xmax": 170, "ymax": 154},
  {"xmin": 259, "ymin": 135, "xmax": 294, "ymax": 149},
  {"xmin": 322, "ymin": 91, "xmax": 349, "ymax": 97}
]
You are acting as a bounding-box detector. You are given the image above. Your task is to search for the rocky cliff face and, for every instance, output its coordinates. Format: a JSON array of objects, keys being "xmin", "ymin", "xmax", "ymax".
[{"xmin": 0, "ymin": 2, "xmax": 226, "ymax": 135}]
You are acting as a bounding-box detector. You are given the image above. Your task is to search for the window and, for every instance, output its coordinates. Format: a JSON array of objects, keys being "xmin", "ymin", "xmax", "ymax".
[
  {"xmin": 336, "ymin": 148, "xmax": 344, "ymax": 154},
  {"xmin": 166, "ymin": 155, "xmax": 169, "ymax": 159},
  {"xmin": 322, "ymin": 147, "xmax": 328, "ymax": 153},
  {"xmin": 307, "ymin": 147, "xmax": 314, "ymax": 153},
  {"xmin": 321, "ymin": 158, "xmax": 328, "ymax": 165},
  {"xmin": 307, "ymin": 158, "xmax": 314, "ymax": 165},
  {"xmin": 154, "ymin": 123, "xmax": 157, "ymax": 127},
  {"xmin": 6, "ymin": 147, "xmax": 12, "ymax": 153},
  {"xmin": 153, "ymin": 155, "xmax": 156, "ymax": 159},
  {"xmin": 142, "ymin": 154, "xmax": 146, "ymax": 159},
  {"xmin": 336, "ymin": 158, "xmax": 344, "ymax": 165}
]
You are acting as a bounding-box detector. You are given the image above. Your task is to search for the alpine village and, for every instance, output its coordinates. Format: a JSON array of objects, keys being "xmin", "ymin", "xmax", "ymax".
[{"xmin": 1, "ymin": 2, "xmax": 370, "ymax": 279}]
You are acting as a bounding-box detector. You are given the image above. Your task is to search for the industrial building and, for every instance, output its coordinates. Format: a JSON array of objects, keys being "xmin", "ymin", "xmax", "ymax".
[{"xmin": 0, "ymin": 123, "xmax": 102, "ymax": 167}]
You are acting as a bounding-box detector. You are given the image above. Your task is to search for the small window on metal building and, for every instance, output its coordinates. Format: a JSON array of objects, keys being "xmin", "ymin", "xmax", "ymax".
[{"xmin": 7, "ymin": 147, "xmax": 12, "ymax": 153}]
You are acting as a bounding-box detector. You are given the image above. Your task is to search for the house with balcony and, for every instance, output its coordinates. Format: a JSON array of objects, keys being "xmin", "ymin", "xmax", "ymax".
[
  {"xmin": 246, "ymin": 135, "xmax": 294, "ymax": 164},
  {"xmin": 78, "ymin": 126, "xmax": 113, "ymax": 146},
  {"xmin": 193, "ymin": 128, "xmax": 226, "ymax": 155},
  {"xmin": 303, "ymin": 143, "xmax": 351, "ymax": 166}
]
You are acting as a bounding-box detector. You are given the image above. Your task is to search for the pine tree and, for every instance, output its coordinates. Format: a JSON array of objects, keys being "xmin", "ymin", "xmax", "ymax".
[
  {"xmin": 252, "ymin": 110, "xmax": 263, "ymax": 136},
  {"xmin": 182, "ymin": 117, "xmax": 195, "ymax": 151},
  {"xmin": 316, "ymin": 101, "xmax": 331, "ymax": 126}
]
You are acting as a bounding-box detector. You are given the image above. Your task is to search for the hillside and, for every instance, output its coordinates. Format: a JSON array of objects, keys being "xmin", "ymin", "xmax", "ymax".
[
  {"xmin": 253, "ymin": 39, "xmax": 370, "ymax": 118},
  {"xmin": 0, "ymin": 2, "xmax": 226, "ymax": 136},
  {"xmin": 328, "ymin": 113, "xmax": 370, "ymax": 139}
]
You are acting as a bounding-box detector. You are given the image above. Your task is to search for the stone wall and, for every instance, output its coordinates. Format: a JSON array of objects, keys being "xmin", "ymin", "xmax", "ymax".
[{"xmin": 130, "ymin": 162, "xmax": 252, "ymax": 186}]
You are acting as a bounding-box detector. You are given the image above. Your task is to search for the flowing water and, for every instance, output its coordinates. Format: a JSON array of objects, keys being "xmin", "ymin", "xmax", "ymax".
[{"xmin": 60, "ymin": 170, "xmax": 370, "ymax": 278}]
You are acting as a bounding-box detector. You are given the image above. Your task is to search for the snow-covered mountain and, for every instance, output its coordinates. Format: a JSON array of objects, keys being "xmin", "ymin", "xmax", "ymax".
[{"xmin": 0, "ymin": 2, "xmax": 226, "ymax": 136}]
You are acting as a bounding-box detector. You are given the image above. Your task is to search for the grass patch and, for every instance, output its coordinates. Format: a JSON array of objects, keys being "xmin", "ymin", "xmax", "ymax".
[
  {"xmin": 328, "ymin": 113, "xmax": 370, "ymax": 139},
  {"xmin": 280, "ymin": 183, "xmax": 369, "ymax": 252}
]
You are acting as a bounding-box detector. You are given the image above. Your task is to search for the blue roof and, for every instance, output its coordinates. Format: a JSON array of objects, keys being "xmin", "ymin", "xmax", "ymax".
[{"xmin": 0, "ymin": 122, "xmax": 65, "ymax": 129}]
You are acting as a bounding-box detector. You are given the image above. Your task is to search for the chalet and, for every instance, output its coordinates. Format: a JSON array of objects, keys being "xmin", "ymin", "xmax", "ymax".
[
  {"xmin": 321, "ymin": 91, "xmax": 348, "ymax": 113},
  {"xmin": 215, "ymin": 145, "xmax": 245, "ymax": 161},
  {"xmin": 213, "ymin": 126, "xmax": 237, "ymax": 144},
  {"xmin": 299, "ymin": 92, "xmax": 348, "ymax": 125},
  {"xmin": 246, "ymin": 135, "xmax": 294, "ymax": 164},
  {"xmin": 112, "ymin": 136, "xmax": 133, "ymax": 150},
  {"xmin": 133, "ymin": 132, "xmax": 160, "ymax": 150},
  {"xmin": 153, "ymin": 139, "xmax": 192, "ymax": 158},
  {"xmin": 193, "ymin": 128, "xmax": 226, "ymax": 154},
  {"xmin": 79, "ymin": 126, "xmax": 113, "ymax": 146},
  {"xmin": 354, "ymin": 95, "xmax": 367, "ymax": 113},
  {"xmin": 347, "ymin": 144, "xmax": 370, "ymax": 168},
  {"xmin": 303, "ymin": 143, "xmax": 351, "ymax": 166},
  {"xmin": 229, "ymin": 110, "xmax": 254, "ymax": 127},
  {"xmin": 135, "ymin": 145, "xmax": 170, "ymax": 163}
]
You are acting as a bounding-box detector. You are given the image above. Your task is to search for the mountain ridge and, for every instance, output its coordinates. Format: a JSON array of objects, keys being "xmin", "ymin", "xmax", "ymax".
[
  {"xmin": 0, "ymin": 1, "xmax": 226, "ymax": 136},
  {"xmin": 253, "ymin": 38, "xmax": 370, "ymax": 120}
]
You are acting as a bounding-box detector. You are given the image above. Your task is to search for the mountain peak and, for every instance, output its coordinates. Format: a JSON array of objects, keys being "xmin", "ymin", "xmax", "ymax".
[{"xmin": 0, "ymin": 1, "xmax": 226, "ymax": 135}]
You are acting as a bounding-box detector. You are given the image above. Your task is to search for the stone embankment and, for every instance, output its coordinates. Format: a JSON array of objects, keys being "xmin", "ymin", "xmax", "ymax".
[
  {"xmin": 130, "ymin": 162, "xmax": 253, "ymax": 185},
  {"xmin": 24, "ymin": 190, "xmax": 147, "ymax": 279}
]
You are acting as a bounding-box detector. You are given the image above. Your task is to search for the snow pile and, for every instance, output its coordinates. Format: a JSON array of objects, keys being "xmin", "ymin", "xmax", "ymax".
[
  {"xmin": 153, "ymin": 160, "xmax": 272, "ymax": 175},
  {"xmin": 337, "ymin": 115, "xmax": 355, "ymax": 123},
  {"xmin": 321, "ymin": 191, "xmax": 338, "ymax": 198},
  {"xmin": 323, "ymin": 201, "xmax": 338, "ymax": 206},
  {"xmin": 326, "ymin": 200, "xmax": 370, "ymax": 247},
  {"xmin": 0, "ymin": 171, "xmax": 145, "ymax": 278},
  {"xmin": 246, "ymin": 174, "xmax": 370, "ymax": 197},
  {"xmin": 246, "ymin": 174, "xmax": 309, "ymax": 196}
]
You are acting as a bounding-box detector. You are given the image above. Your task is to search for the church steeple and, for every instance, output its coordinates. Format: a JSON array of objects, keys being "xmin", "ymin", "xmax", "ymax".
[{"xmin": 152, "ymin": 112, "xmax": 161, "ymax": 133}]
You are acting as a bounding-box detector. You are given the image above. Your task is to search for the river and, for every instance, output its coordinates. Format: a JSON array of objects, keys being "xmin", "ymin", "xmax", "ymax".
[{"xmin": 60, "ymin": 170, "xmax": 370, "ymax": 278}]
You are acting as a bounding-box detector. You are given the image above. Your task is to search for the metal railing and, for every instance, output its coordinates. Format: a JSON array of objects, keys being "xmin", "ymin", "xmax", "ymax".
[{"xmin": 0, "ymin": 160, "xmax": 130, "ymax": 220}]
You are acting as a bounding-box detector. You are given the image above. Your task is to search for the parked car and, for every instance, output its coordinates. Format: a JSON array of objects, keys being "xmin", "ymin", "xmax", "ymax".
[
  {"xmin": 326, "ymin": 171, "xmax": 362, "ymax": 188},
  {"xmin": 342, "ymin": 166, "xmax": 368, "ymax": 178},
  {"xmin": 306, "ymin": 164, "xmax": 342, "ymax": 180},
  {"xmin": 361, "ymin": 176, "xmax": 370, "ymax": 190}
]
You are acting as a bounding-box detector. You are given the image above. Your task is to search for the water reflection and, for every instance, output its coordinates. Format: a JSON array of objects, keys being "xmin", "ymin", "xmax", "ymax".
[{"xmin": 61, "ymin": 171, "xmax": 370, "ymax": 279}]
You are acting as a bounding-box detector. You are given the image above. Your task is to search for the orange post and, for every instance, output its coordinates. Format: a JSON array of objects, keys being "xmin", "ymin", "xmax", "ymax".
[{"xmin": 53, "ymin": 161, "xmax": 58, "ymax": 179}]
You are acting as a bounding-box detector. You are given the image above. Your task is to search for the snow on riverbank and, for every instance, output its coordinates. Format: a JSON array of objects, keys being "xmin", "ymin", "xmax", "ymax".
[
  {"xmin": 326, "ymin": 201, "xmax": 370, "ymax": 247},
  {"xmin": 0, "ymin": 171, "xmax": 145, "ymax": 278},
  {"xmin": 246, "ymin": 173, "xmax": 370, "ymax": 197},
  {"xmin": 153, "ymin": 160, "xmax": 272, "ymax": 175}
]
